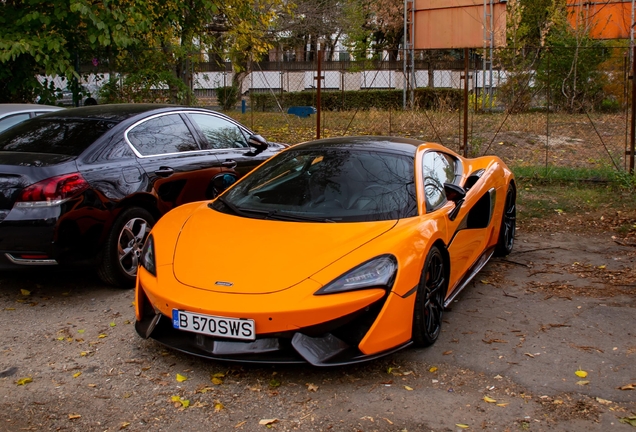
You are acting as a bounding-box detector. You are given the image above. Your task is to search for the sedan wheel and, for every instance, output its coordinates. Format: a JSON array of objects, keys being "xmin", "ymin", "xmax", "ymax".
[
  {"xmin": 495, "ymin": 184, "xmax": 516, "ymax": 257},
  {"xmin": 412, "ymin": 246, "xmax": 447, "ymax": 347},
  {"xmin": 98, "ymin": 207, "xmax": 155, "ymax": 288}
]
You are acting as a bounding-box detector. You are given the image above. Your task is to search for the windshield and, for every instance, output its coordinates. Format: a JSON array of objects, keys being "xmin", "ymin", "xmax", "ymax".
[
  {"xmin": 212, "ymin": 147, "xmax": 417, "ymax": 222},
  {"xmin": 0, "ymin": 117, "xmax": 117, "ymax": 156}
]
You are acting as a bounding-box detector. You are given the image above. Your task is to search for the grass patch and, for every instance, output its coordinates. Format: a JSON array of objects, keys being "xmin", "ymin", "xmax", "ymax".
[
  {"xmin": 517, "ymin": 181, "xmax": 636, "ymax": 222},
  {"xmin": 513, "ymin": 165, "xmax": 618, "ymax": 183}
]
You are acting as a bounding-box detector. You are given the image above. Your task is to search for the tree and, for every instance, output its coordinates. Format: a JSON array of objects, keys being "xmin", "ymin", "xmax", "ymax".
[
  {"xmin": 1, "ymin": 0, "xmax": 283, "ymax": 104},
  {"xmin": 0, "ymin": 0, "xmax": 147, "ymax": 103}
]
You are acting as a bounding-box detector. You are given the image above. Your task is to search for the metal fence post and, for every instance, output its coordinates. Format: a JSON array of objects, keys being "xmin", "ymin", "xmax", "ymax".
[
  {"xmin": 463, "ymin": 48, "xmax": 469, "ymax": 157},
  {"xmin": 546, "ymin": 50, "xmax": 551, "ymax": 173},
  {"xmin": 316, "ymin": 49, "xmax": 322, "ymax": 140},
  {"xmin": 631, "ymin": 46, "xmax": 636, "ymax": 174}
]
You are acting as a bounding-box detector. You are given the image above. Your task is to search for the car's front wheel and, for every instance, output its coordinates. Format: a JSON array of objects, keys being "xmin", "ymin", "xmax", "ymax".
[
  {"xmin": 412, "ymin": 246, "xmax": 448, "ymax": 347},
  {"xmin": 98, "ymin": 207, "xmax": 155, "ymax": 288}
]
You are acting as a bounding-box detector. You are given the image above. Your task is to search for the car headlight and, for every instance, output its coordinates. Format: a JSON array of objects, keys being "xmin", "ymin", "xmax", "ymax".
[
  {"xmin": 140, "ymin": 234, "xmax": 156, "ymax": 276},
  {"xmin": 315, "ymin": 255, "xmax": 397, "ymax": 295}
]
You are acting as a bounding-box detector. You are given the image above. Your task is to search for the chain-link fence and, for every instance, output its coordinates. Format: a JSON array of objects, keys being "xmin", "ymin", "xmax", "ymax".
[{"xmin": 57, "ymin": 46, "xmax": 635, "ymax": 178}]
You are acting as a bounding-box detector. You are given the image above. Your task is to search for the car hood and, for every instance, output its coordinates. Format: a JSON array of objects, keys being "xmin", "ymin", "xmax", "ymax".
[{"xmin": 173, "ymin": 208, "xmax": 397, "ymax": 294}]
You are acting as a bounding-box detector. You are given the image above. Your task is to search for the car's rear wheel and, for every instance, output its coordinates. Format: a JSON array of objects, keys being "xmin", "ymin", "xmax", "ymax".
[
  {"xmin": 495, "ymin": 183, "xmax": 516, "ymax": 257},
  {"xmin": 98, "ymin": 207, "xmax": 155, "ymax": 288},
  {"xmin": 412, "ymin": 246, "xmax": 447, "ymax": 347}
]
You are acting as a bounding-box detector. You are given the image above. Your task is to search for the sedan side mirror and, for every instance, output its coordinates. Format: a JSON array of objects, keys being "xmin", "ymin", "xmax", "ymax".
[{"xmin": 248, "ymin": 134, "xmax": 268, "ymax": 150}]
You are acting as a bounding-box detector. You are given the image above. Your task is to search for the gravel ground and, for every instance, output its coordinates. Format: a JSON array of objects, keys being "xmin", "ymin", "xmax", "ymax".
[{"xmin": 1, "ymin": 230, "xmax": 635, "ymax": 432}]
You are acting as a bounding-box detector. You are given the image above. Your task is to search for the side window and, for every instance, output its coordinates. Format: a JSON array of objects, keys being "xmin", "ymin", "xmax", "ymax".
[
  {"xmin": 0, "ymin": 113, "xmax": 31, "ymax": 133},
  {"xmin": 189, "ymin": 113, "xmax": 249, "ymax": 150},
  {"xmin": 422, "ymin": 151, "xmax": 457, "ymax": 211},
  {"xmin": 127, "ymin": 114, "xmax": 198, "ymax": 156}
]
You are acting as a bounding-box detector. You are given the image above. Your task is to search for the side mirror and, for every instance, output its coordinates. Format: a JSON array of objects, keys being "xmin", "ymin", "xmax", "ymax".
[
  {"xmin": 444, "ymin": 183, "xmax": 466, "ymax": 203},
  {"xmin": 247, "ymin": 134, "xmax": 268, "ymax": 150},
  {"xmin": 444, "ymin": 183, "xmax": 465, "ymax": 222}
]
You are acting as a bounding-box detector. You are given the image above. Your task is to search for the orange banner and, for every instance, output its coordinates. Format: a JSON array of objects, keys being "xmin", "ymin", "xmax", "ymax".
[{"xmin": 567, "ymin": 0, "xmax": 633, "ymax": 39}]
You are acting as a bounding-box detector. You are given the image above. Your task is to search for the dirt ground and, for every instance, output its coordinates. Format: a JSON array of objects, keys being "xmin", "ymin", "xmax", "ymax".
[{"xmin": 1, "ymin": 223, "xmax": 636, "ymax": 431}]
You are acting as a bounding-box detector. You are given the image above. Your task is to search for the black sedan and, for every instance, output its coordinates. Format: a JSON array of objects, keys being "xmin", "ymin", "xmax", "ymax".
[{"xmin": 0, "ymin": 104, "xmax": 285, "ymax": 287}]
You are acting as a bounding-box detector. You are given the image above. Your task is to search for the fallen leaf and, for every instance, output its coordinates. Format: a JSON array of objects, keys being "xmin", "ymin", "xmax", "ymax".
[
  {"xmin": 619, "ymin": 415, "xmax": 636, "ymax": 427},
  {"xmin": 483, "ymin": 339, "xmax": 508, "ymax": 344},
  {"xmin": 98, "ymin": 334, "xmax": 107, "ymax": 338},
  {"xmin": 110, "ymin": 322, "xmax": 116, "ymax": 327},
  {"xmin": 575, "ymin": 369, "xmax": 588, "ymax": 378},
  {"xmin": 481, "ymin": 280, "xmax": 490, "ymax": 285},
  {"xmin": 269, "ymin": 378, "xmax": 281, "ymax": 388},
  {"xmin": 306, "ymin": 383, "xmax": 318, "ymax": 392},
  {"xmin": 596, "ymin": 397, "xmax": 612, "ymax": 405},
  {"xmin": 73, "ymin": 372, "xmax": 82, "ymax": 378},
  {"xmin": 618, "ymin": 383, "xmax": 636, "ymax": 390},
  {"xmin": 524, "ymin": 353, "xmax": 534, "ymax": 358},
  {"xmin": 259, "ymin": 419, "xmax": 278, "ymax": 425},
  {"xmin": 88, "ymin": 384, "xmax": 97, "ymax": 388},
  {"xmin": 442, "ymin": 350, "xmax": 453, "ymax": 355},
  {"xmin": 16, "ymin": 377, "xmax": 33, "ymax": 386},
  {"xmin": 483, "ymin": 396, "xmax": 497, "ymax": 403},
  {"xmin": 496, "ymin": 403, "xmax": 509, "ymax": 407},
  {"xmin": 235, "ymin": 421, "xmax": 247, "ymax": 428},
  {"xmin": 56, "ymin": 336, "xmax": 64, "ymax": 341},
  {"xmin": 576, "ymin": 380, "xmax": 590, "ymax": 386},
  {"xmin": 20, "ymin": 289, "xmax": 31, "ymax": 296},
  {"xmin": 214, "ymin": 401, "xmax": 224, "ymax": 412},
  {"xmin": 404, "ymin": 385, "xmax": 413, "ymax": 391},
  {"xmin": 456, "ymin": 424, "xmax": 470, "ymax": 429},
  {"xmin": 598, "ymin": 265, "xmax": 606, "ymax": 269},
  {"xmin": 176, "ymin": 373, "xmax": 188, "ymax": 382},
  {"xmin": 212, "ymin": 377, "xmax": 223, "ymax": 385},
  {"xmin": 78, "ymin": 329, "xmax": 85, "ymax": 334},
  {"xmin": 383, "ymin": 417, "xmax": 393, "ymax": 424},
  {"xmin": 170, "ymin": 395, "xmax": 190, "ymax": 408},
  {"xmin": 120, "ymin": 422, "xmax": 130, "ymax": 429},
  {"xmin": 68, "ymin": 414, "xmax": 81, "ymax": 420},
  {"xmin": 429, "ymin": 366, "xmax": 438, "ymax": 373}
]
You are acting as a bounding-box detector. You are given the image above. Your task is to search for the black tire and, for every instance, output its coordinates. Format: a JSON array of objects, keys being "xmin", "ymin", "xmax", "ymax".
[
  {"xmin": 97, "ymin": 207, "xmax": 155, "ymax": 288},
  {"xmin": 412, "ymin": 246, "xmax": 448, "ymax": 347},
  {"xmin": 494, "ymin": 183, "xmax": 516, "ymax": 257}
]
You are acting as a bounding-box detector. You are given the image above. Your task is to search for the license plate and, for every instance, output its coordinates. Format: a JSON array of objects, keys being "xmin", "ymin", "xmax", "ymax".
[{"xmin": 172, "ymin": 310, "xmax": 255, "ymax": 341}]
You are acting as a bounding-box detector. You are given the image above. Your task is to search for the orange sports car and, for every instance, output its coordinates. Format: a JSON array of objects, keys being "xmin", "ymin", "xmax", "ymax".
[{"xmin": 135, "ymin": 136, "xmax": 516, "ymax": 366}]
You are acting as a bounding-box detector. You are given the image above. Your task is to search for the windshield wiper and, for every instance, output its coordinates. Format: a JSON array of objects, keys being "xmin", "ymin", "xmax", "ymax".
[
  {"xmin": 213, "ymin": 198, "xmax": 334, "ymax": 222},
  {"xmin": 213, "ymin": 197, "xmax": 255, "ymax": 218},
  {"xmin": 265, "ymin": 211, "xmax": 335, "ymax": 223}
]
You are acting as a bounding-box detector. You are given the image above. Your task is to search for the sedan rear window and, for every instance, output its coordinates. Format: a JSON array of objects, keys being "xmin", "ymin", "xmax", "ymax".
[{"xmin": 0, "ymin": 117, "xmax": 116, "ymax": 156}]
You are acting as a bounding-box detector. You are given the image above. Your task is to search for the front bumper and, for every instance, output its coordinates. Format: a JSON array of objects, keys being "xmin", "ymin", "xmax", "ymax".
[{"xmin": 135, "ymin": 282, "xmax": 411, "ymax": 366}]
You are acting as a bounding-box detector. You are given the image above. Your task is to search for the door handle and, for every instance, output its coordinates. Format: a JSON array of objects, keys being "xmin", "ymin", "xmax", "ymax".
[
  {"xmin": 155, "ymin": 167, "xmax": 174, "ymax": 177},
  {"xmin": 222, "ymin": 159, "xmax": 237, "ymax": 169}
]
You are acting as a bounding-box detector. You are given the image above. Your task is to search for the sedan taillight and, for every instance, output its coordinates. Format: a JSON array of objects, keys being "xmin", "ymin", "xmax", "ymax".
[{"xmin": 16, "ymin": 173, "xmax": 89, "ymax": 207}]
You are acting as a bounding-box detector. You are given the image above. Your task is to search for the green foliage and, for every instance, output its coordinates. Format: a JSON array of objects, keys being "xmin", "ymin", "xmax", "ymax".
[
  {"xmin": 36, "ymin": 79, "xmax": 64, "ymax": 106},
  {"xmin": 98, "ymin": 70, "xmax": 191, "ymax": 104},
  {"xmin": 250, "ymin": 88, "xmax": 463, "ymax": 112},
  {"xmin": 0, "ymin": 0, "xmax": 145, "ymax": 102},
  {"xmin": 217, "ymin": 86, "xmax": 241, "ymax": 111}
]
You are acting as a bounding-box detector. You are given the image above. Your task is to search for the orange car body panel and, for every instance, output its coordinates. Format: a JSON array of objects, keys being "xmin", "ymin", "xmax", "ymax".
[{"xmin": 136, "ymin": 141, "xmax": 514, "ymax": 357}]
